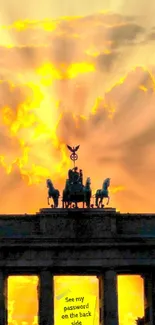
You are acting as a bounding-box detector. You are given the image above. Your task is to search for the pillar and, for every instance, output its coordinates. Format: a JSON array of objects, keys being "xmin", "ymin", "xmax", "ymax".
[
  {"xmin": 144, "ymin": 273, "xmax": 153, "ymax": 325},
  {"xmin": 104, "ymin": 269, "xmax": 119, "ymax": 325},
  {"xmin": 151, "ymin": 273, "xmax": 155, "ymax": 324},
  {"xmin": 98, "ymin": 276, "xmax": 104, "ymax": 325},
  {"xmin": 38, "ymin": 269, "xmax": 54, "ymax": 325},
  {"xmin": 0, "ymin": 271, "xmax": 7, "ymax": 325}
]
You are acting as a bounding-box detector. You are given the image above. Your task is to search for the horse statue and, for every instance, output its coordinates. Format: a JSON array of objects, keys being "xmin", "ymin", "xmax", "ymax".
[
  {"xmin": 46, "ymin": 179, "xmax": 60, "ymax": 208},
  {"xmin": 83, "ymin": 177, "xmax": 91, "ymax": 208},
  {"xmin": 95, "ymin": 178, "xmax": 111, "ymax": 208}
]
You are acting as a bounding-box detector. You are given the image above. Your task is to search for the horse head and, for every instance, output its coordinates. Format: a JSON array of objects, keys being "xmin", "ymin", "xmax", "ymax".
[
  {"xmin": 85, "ymin": 177, "xmax": 91, "ymax": 187},
  {"xmin": 46, "ymin": 179, "xmax": 53, "ymax": 188},
  {"xmin": 102, "ymin": 178, "xmax": 111, "ymax": 189}
]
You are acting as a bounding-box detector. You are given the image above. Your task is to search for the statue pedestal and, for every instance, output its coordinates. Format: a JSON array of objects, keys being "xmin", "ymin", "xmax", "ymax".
[
  {"xmin": 39, "ymin": 207, "xmax": 117, "ymax": 213},
  {"xmin": 37, "ymin": 207, "xmax": 118, "ymax": 239}
]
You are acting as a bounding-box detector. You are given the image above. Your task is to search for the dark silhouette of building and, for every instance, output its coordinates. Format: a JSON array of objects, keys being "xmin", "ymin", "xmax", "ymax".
[{"xmin": 0, "ymin": 207, "xmax": 155, "ymax": 325}]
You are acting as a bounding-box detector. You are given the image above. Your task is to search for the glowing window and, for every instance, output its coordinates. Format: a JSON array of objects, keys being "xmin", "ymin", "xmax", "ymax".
[
  {"xmin": 118, "ymin": 275, "xmax": 144, "ymax": 325},
  {"xmin": 54, "ymin": 275, "xmax": 99, "ymax": 325},
  {"xmin": 8, "ymin": 275, "xmax": 39, "ymax": 325}
]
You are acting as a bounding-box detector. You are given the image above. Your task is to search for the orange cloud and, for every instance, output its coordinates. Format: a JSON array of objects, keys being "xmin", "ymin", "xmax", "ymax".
[{"xmin": 0, "ymin": 12, "xmax": 154, "ymax": 214}]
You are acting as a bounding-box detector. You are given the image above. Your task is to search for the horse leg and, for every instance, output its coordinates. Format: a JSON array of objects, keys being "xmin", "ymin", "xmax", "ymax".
[
  {"xmin": 47, "ymin": 196, "xmax": 50, "ymax": 205},
  {"xmin": 99, "ymin": 197, "xmax": 103, "ymax": 208},
  {"xmin": 85, "ymin": 196, "xmax": 89, "ymax": 208},
  {"xmin": 53, "ymin": 198, "xmax": 56, "ymax": 208},
  {"xmin": 107, "ymin": 196, "xmax": 110, "ymax": 205},
  {"xmin": 88, "ymin": 193, "xmax": 91, "ymax": 208},
  {"xmin": 82, "ymin": 194, "xmax": 84, "ymax": 208},
  {"xmin": 95, "ymin": 194, "xmax": 98, "ymax": 207},
  {"xmin": 85, "ymin": 194, "xmax": 89, "ymax": 208},
  {"xmin": 55, "ymin": 197, "xmax": 58, "ymax": 208},
  {"xmin": 95, "ymin": 195, "xmax": 99, "ymax": 207},
  {"xmin": 97, "ymin": 199, "xmax": 100, "ymax": 208},
  {"xmin": 54, "ymin": 193, "xmax": 58, "ymax": 208}
]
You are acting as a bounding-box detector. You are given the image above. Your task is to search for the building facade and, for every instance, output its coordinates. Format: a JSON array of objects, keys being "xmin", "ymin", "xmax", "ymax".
[{"xmin": 0, "ymin": 208, "xmax": 155, "ymax": 325}]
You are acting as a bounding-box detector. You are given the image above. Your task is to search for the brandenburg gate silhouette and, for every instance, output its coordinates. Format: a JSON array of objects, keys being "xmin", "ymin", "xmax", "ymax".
[{"xmin": 0, "ymin": 208, "xmax": 155, "ymax": 325}]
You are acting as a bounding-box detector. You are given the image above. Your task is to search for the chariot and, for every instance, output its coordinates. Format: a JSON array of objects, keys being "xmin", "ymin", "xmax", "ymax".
[{"xmin": 62, "ymin": 167, "xmax": 91, "ymax": 208}]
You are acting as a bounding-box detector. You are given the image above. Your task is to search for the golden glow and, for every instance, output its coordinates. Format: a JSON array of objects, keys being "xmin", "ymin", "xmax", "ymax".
[
  {"xmin": 1, "ymin": 19, "xmax": 59, "ymax": 32},
  {"xmin": 91, "ymin": 97, "xmax": 103, "ymax": 115},
  {"xmin": 118, "ymin": 276, "xmax": 144, "ymax": 325},
  {"xmin": 7, "ymin": 275, "xmax": 144, "ymax": 325},
  {"xmin": 110, "ymin": 185, "xmax": 125, "ymax": 194},
  {"xmin": 85, "ymin": 49, "xmax": 100, "ymax": 57},
  {"xmin": 36, "ymin": 63, "xmax": 62, "ymax": 85},
  {"xmin": 67, "ymin": 62, "xmax": 95, "ymax": 78},
  {"xmin": 0, "ymin": 59, "xmax": 96, "ymax": 185},
  {"xmin": 0, "ymin": 15, "xmax": 153, "ymax": 211},
  {"xmin": 8, "ymin": 276, "xmax": 39, "ymax": 324}
]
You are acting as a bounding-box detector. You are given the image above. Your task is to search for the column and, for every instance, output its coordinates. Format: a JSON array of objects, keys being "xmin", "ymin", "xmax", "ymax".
[
  {"xmin": 104, "ymin": 270, "xmax": 119, "ymax": 325},
  {"xmin": 0, "ymin": 271, "xmax": 7, "ymax": 325},
  {"xmin": 151, "ymin": 273, "xmax": 155, "ymax": 324},
  {"xmin": 38, "ymin": 269, "xmax": 54, "ymax": 325},
  {"xmin": 144, "ymin": 273, "xmax": 153, "ymax": 325},
  {"xmin": 98, "ymin": 276, "xmax": 104, "ymax": 325}
]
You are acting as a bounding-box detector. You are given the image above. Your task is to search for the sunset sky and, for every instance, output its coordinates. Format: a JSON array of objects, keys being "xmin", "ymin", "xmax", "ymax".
[
  {"xmin": 1, "ymin": 0, "xmax": 154, "ymax": 324},
  {"xmin": 0, "ymin": 0, "xmax": 155, "ymax": 213}
]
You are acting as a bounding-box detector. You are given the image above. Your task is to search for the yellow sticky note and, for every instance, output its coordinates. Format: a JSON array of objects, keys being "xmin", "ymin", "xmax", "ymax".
[{"xmin": 55, "ymin": 293, "xmax": 97, "ymax": 325}]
